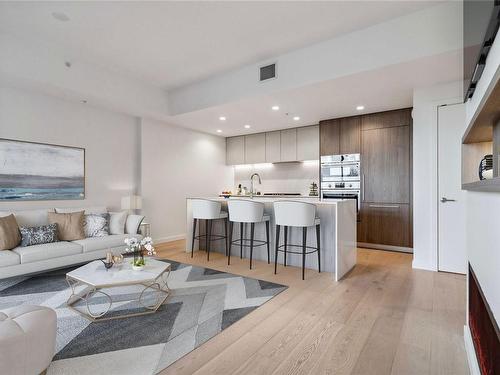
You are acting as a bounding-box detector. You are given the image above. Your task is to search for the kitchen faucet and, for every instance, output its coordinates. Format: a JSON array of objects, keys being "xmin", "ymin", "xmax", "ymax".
[{"xmin": 250, "ymin": 173, "xmax": 261, "ymax": 198}]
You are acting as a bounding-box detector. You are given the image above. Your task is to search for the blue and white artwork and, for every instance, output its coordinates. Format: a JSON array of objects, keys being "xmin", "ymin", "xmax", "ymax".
[{"xmin": 0, "ymin": 139, "xmax": 85, "ymax": 201}]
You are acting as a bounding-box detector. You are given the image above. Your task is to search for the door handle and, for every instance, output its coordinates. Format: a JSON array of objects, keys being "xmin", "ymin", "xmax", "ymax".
[{"xmin": 440, "ymin": 197, "xmax": 456, "ymax": 203}]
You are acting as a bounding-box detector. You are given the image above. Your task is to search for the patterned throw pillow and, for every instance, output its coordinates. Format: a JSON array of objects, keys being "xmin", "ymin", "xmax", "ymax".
[
  {"xmin": 19, "ymin": 224, "xmax": 58, "ymax": 247},
  {"xmin": 84, "ymin": 213, "xmax": 109, "ymax": 237}
]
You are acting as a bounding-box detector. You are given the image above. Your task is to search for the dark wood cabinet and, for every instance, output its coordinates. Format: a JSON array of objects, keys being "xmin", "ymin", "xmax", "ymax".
[
  {"xmin": 361, "ymin": 108, "xmax": 411, "ymax": 131},
  {"xmin": 340, "ymin": 116, "xmax": 361, "ymax": 154},
  {"xmin": 320, "ymin": 116, "xmax": 360, "ymax": 155},
  {"xmin": 361, "ymin": 125, "xmax": 410, "ymax": 204},
  {"xmin": 357, "ymin": 203, "xmax": 411, "ymax": 248},
  {"xmin": 319, "ymin": 119, "xmax": 340, "ymax": 156}
]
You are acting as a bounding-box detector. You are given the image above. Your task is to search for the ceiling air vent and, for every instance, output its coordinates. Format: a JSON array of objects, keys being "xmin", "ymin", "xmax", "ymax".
[{"xmin": 259, "ymin": 63, "xmax": 276, "ymax": 82}]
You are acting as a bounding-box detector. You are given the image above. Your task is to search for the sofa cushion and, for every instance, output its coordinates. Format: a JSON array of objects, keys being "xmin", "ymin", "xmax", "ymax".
[
  {"xmin": 19, "ymin": 224, "xmax": 58, "ymax": 247},
  {"xmin": 12, "ymin": 241, "xmax": 82, "ymax": 264},
  {"xmin": 0, "ymin": 250, "xmax": 21, "ymax": 267},
  {"xmin": 109, "ymin": 211, "xmax": 128, "ymax": 234},
  {"xmin": 73, "ymin": 234, "xmax": 143, "ymax": 253},
  {"xmin": 125, "ymin": 215, "xmax": 144, "ymax": 235},
  {"xmin": 0, "ymin": 214, "xmax": 21, "ymax": 250},
  {"xmin": 55, "ymin": 206, "xmax": 107, "ymax": 214},
  {"xmin": 0, "ymin": 209, "xmax": 54, "ymax": 227},
  {"xmin": 48, "ymin": 211, "xmax": 85, "ymax": 241},
  {"xmin": 84, "ymin": 213, "xmax": 109, "ymax": 237}
]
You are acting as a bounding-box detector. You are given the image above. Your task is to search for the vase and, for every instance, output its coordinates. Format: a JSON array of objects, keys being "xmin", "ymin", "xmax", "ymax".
[{"xmin": 133, "ymin": 249, "xmax": 145, "ymax": 270}]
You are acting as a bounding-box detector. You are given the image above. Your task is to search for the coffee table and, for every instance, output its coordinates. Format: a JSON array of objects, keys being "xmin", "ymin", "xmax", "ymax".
[{"xmin": 66, "ymin": 258, "xmax": 171, "ymax": 321}]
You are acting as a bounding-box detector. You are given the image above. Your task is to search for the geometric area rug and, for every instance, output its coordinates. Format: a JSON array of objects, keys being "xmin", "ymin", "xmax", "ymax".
[{"xmin": 0, "ymin": 259, "xmax": 287, "ymax": 375}]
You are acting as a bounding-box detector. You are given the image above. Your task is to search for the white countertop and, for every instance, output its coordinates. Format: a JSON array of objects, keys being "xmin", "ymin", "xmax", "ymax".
[{"xmin": 187, "ymin": 196, "xmax": 347, "ymax": 206}]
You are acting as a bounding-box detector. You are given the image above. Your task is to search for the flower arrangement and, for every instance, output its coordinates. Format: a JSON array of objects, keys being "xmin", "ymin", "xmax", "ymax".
[{"xmin": 124, "ymin": 236, "xmax": 156, "ymax": 269}]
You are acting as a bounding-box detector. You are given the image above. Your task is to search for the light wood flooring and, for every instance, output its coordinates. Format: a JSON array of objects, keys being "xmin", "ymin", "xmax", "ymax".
[{"xmin": 156, "ymin": 241, "xmax": 468, "ymax": 375}]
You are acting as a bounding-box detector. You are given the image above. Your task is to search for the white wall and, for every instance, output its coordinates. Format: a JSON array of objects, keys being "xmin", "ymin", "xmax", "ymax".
[
  {"xmin": 141, "ymin": 118, "xmax": 233, "ymax": 242},
  {"xmin": 412, "ymin": 81, "xmax": 463, "ymax": 271},
  {"xmin": 0, "ymin": 85, "xmax": 140, "ymax": 212},
  {"xmin": 233, "ymin": 162, "xmax": 319, "ymax": 196}
]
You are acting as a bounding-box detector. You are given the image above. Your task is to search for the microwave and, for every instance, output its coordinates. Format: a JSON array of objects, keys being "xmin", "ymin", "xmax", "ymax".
[{"xmin": 320, "ymin": 154, "xmax": 360, "ymax": 182}]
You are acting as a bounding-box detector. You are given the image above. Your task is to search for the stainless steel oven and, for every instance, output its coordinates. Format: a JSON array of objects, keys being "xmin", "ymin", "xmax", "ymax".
[
  {"xmin": 321, "ymin": 182, "xmax": 361, "ymax": 212},
  {"xmin": 320, "ymin": 154, "xmax": 360, "ymax": 182}
]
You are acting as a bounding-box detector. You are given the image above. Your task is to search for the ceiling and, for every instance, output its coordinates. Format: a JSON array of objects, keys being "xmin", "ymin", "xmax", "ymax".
[
  {"xmin": 170, "ymin": 49, "xmax": 462, "ymax": 137},
  {"xmin": 0, "ymin": 1, "xmax": 442, "ymax": 90}
]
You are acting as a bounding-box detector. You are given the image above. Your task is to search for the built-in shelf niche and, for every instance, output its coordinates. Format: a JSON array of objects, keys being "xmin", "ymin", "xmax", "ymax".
[{"xmin": 462, "ymin": 71, "xmax": 500, "ymax": 191}]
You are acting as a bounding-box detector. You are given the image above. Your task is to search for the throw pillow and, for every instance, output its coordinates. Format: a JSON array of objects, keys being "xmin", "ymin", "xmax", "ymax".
[
  {"xmin": 84, "ymin": 213, "xmax": 109, "ymax": 237},
  {"xmin": 0, "ymin": 214, "xmax": 21, "ymax": 250},
  {"xmin": 109, "ymin": 211, "xmax": 128, "ymax": 235},
  {"xmin": 125, "ymin": 215, "xmax": 145, "ymax": 235},
  {"xmin": 47, "ymin": 211, "xmax": 85, "ymax": 241},
  {"xmin": 19, "ymin": 224, "xmax": 58, "ymax": 247}
]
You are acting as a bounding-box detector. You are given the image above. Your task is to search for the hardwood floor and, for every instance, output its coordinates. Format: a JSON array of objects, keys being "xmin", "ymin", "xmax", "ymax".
[{"xmin": 156, "ymin": 241, "xmax": 468, "ymax": 375}]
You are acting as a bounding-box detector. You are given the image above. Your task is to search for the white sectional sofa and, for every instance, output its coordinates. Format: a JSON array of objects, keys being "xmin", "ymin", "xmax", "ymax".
[{"xmin": 0, "ymin": 206, "xmax": 143, "ymax": 279}]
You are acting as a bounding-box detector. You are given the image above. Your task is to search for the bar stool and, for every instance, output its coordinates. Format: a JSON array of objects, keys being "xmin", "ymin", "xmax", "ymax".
[
  {"xmin": 273, "ymin": 201, "xmax": 321, "ymax": 280},
  {"xmin": 191, "ymin": 199, "xmax": 228, "ymax": 261},
  {"xmin": 227, "ymin": 200, "xmax": 270, "ymax": 269}
]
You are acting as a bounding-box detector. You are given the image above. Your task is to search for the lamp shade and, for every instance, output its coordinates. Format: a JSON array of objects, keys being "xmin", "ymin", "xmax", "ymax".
[{"xmin": 121, "ymin": 195, "xmax": 142, "ymax": 210}]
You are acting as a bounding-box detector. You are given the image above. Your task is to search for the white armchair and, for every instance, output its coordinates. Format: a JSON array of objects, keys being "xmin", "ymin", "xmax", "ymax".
[{"xmin": 0, "ymin": 305, "xmax": 56, "ymax": 375}]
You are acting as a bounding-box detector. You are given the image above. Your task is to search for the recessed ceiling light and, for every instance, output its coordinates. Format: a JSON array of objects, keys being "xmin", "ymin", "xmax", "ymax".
[
  {"xmin": 293, "ymin": 116, "xmax": 300, "ymax": 121},
  {"xmin": 52, "ymin": 12, "xmax": 70, "ymax": 22},
  {"xmin": 271, "ymin": 106, "xmax": 280, "ymax": 111},
  {"xmin": 216, "ymin": 129, "xmax": 222, "ymax": 133},
  {"xmin": 244, "ymin": 124, "xmax": 251, "ymax": 129},
  {"xmin": 356, "ymin": 105, "xmax": 365, "ymax": 111},
  {"xmin": 219, "ymin": 116, "xmax": 226, "ymax": 121}
]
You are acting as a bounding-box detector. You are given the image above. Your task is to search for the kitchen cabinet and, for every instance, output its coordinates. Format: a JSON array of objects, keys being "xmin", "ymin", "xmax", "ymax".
[
  {"xmin": 320, "ymin": 117, "xmax": 360, "ymax": 156},
  {"xmin": 265, "ymin": 131, "xmax": 281, "ymax": 163},
  {"xmin": 357, "ymin": 203, "xmax": 411, "ymax": 248},
  {"xmin": 340, "ymin": 117, "xmax": 361, "ymax": 154},
  {"xmin": 320, "ymin": 119, "xmax": 340, "ymax": 156},
  {"xmin": 226, "ymin": 136, "xmax": 245, "ymax": 165},
  {"xmin": 361, "ymin": 125, "xmax": 410, "ymax": 203},
  {"xmin": 245, "ymin": 133, "xmax": 266, "ymax": 164},
  {"xmin": 280, "ymin": 128, "xmax": 297, "ymax": 162},
  {"xmin": 361, "ymin": 108, "xmax": 411, "ymax": 131},
  {"xmin": 297, "ymin": 125, "xmax": 319, "ymax": 161}
]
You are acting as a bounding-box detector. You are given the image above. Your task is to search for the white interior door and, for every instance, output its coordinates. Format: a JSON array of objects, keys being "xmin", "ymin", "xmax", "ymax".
[{"xmin": 437, "ymin": 104, "xmax": 467, "ymax": 274}]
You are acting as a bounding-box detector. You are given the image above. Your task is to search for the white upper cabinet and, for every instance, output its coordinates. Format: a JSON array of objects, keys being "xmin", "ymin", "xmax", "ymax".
[
  {"xmin": 265, "ymin": 131, "xmax": 281, "ymax": 163},
  {"xmin": 226, "ymin": 136, "xmax": 245, "ymax": 165},
  {"xmin": 226, "ymin": 125, "xmax": 319, "ymax": 165},
  {"xmin": 297, "ymin": 125, "xmax": 319, "ymax": 161},
  {"xmin": 280, "ymin": 128, "xmax": 297, "ymax": 162},
  {"xmin": 244, "ymin": 133, "xmax": 266, "ymax": 164}
]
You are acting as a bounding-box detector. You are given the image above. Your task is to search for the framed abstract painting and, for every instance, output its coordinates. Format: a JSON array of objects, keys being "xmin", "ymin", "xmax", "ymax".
[{"xmin": 0, "ymin": 139, "xmax": 85, "ymax": 201}]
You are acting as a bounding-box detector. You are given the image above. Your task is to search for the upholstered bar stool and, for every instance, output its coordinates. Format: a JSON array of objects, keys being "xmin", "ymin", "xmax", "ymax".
[
  {"xmin": 273, "ymin": 201, "xmax": 321, "ymax": 280},
  {"xmin": 191, "ymin": 199, "xmax": 228, "ymax": 261},
  {"xmin": 227, "ymin": 200, "xmax": 270, "ymax": 269}
]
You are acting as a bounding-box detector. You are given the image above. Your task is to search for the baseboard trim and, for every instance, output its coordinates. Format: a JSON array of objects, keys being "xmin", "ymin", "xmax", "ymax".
[
  {"xmin": 357, "ymin": 242, "xmax": 413, "ymax": 253},
  {"xmin": 155, "ymin": 234, "xmax": 186, "ymax": 244},
  {"xmin": 464, "ymin": 325, "xmax": 481, "ymax": 375}
]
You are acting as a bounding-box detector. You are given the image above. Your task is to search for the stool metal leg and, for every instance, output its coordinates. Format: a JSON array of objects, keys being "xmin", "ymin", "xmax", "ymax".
[
  {"xmin": 249, "ymin": 223, "xmax": 255, "ymax": 269},
  {"xmin": 228, "ymin": 221, "xmax": 234, "ymax": 265},
  {"xmin": 204, "ymin": 220, "xmax": 209, "ymax": 251},
  {"xmin": 191, "ymin": 218, "xmax": 197, "ymax": 258},
  {"xmin": 240, "ymin": 222, "xmax": 244, "ymax": 259},
  {"xmin": 316, "ymin": 224, "xmax": 321, "ymax": 273},
  {"xmin": 274, "ymin": 225, "xmax": 280, "ymax": 274},
  {"xmin": 302, "ymin": 227, "xmax": 307, "ymax": 280},
  {"xmin": 265, "ymin": 221, "xmax": 270, "ymax": 264},
  {"xmin": 207, "ymin": 219, "xmax": 212, "ymax": 261},
  {"xmin": 224, "ymin": 218, "xmax": 228, "ymax": 256},
  {"xmin": 284, "ymin": 226, "xmax": 288, "ymax": 267}
]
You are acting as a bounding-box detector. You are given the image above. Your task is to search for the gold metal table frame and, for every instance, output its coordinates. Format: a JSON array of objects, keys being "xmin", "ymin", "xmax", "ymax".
[{"xmin": 66, "ymin": 264, "xmax": 171, "ymax": 322}]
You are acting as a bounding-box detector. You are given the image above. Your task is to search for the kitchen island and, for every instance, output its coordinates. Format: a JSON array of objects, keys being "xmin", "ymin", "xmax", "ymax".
[{"xmin": 186, "ymin": 197, "xmax": 356, "ymax": 281}]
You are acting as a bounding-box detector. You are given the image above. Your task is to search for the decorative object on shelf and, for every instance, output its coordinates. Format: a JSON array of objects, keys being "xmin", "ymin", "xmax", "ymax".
[
  {"xmin": 112, "ymin": 253, "xmax": 124, "ymax": 265},
  {"xmin": 221, "ymin": 191, "xmax": 232, "ymax": 198},
  {"xmin": 479, "ymin": 154, "xmax": 493, "ymax": 180},
  {"xmin": 0, "ymin": 138, "xmax": 85, "ymax": 201},
  {"xmin": 124, "ymin": 236, "xmax": 156, "ymax": 271},
  {"xmin": 237, "ymin": 184, "xmax": 242, "ymax": 195},
  {"xmin": 309, "ymin": 181, "xmax": 319, "ymax": 196}
]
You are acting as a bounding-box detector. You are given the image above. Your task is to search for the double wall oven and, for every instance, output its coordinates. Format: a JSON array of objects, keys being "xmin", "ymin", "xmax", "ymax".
[{"xmin": 320, "ymin": 154, "xmax": 361, "ymax": 215}]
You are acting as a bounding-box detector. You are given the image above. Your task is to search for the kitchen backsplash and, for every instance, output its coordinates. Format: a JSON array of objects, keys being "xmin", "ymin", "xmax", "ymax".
[{"xmin": 233, "ymin": 161, "xmax": 319, "ymax": 196}]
